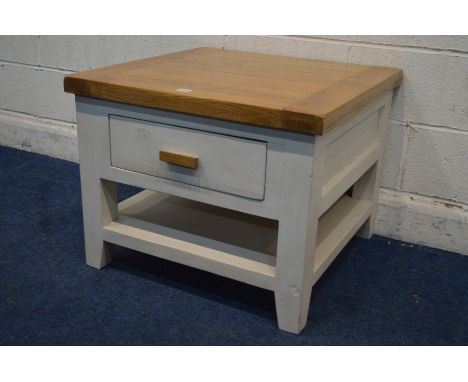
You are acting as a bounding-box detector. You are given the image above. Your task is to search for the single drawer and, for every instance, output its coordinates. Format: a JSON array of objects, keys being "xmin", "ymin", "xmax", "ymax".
[{"xmin": 109, "ymin": 115, "xmax": 267, "ymax": 200}]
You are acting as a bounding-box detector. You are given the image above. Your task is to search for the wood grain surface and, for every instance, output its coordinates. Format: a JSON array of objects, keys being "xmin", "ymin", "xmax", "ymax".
[
  {"xmin": 65, "ymin": 47, "xmax": 402, "ymax": 135},
  {"xmin": 159, "ymin": 151, "xmax": 198, "ymax": 169}
]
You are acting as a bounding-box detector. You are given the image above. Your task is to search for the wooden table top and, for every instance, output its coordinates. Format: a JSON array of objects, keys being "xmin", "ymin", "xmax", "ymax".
[{"xmin": 64, "ymin": 47, "xmax": 402, "ymax": 135}]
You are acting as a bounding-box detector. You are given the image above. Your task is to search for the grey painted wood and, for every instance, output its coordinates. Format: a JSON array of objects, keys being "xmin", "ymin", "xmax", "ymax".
[
  {"xmin": 76, "ymin": 102, "xmax": 117, "ymax": 269},
  {"xmin": 274, "ymin": 135, "xmax": 323, "ymax": 333},
  {"xmin": 74, "ymin": 90, "xmax": 394, "ymax": 334},
  {"xmin": 110, "ymin": 115, "xmax": 268, "ymax": 200},
  {"xmin": 353, "ymin": 91, "xmax": 392, "ymax": 239}
]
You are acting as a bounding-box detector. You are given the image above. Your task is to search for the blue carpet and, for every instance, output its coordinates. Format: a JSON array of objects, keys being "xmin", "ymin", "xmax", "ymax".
[{"xmin": 0, "ymin": 145, "xmax": 466, "ymax": 345}]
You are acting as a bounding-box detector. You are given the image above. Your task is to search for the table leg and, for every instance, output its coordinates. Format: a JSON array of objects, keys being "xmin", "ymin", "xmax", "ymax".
[
  {"xmin": 77, "ymin": 100, "xmax": 118, "ymax": 269},
  {"xmin": 79, "ymin": 177, "xmax": 118, "ymax": 268},
  {"xmin": 273, "ymin": 139, "xmax": 323, "ymax": 334},
  {"xmin": 352, "ymin": 162, "xmax": 380, "ymax": 239},
  {"xmin": 274, "ymin": 214, "xmax": 319, "ymax": 334}
]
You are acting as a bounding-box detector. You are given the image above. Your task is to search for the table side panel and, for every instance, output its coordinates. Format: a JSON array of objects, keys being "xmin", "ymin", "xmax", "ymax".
[
  {"xmin": 323, "ymin": 110, "xmax": 380, "ymax": 185},
  {"xmin": 318, "ymin": 92, "xmax": 392, "ymax": 216}
]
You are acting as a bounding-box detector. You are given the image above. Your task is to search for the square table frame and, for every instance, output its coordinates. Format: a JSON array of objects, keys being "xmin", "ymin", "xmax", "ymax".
[{"xmin": 76, "ymin": 90, "xmax": 393, "ymax": 334}]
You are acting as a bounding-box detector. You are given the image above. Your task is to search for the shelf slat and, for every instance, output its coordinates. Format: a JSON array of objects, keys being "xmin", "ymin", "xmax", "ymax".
[{"xmin": 313, "ymin": 195, "xmax": 372, "ymax": 284}]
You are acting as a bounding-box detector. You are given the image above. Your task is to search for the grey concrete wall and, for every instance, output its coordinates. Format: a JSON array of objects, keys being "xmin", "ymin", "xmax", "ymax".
[{"xmin": 1, "ymin": 35, "xmax": 467, "ymax": 254}]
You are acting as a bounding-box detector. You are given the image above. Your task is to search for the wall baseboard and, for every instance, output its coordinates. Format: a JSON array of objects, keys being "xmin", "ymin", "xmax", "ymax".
[
  {"xmin": 1, "ymin": 109, "xmax": 466, "ymax": 256},
  {"xmin": 0, "ymin": 109, "xmax": 78, "ymax": 162},
  {"xmin": 376, "ymin": 188, "xmax": 467, "ymax": 256}
]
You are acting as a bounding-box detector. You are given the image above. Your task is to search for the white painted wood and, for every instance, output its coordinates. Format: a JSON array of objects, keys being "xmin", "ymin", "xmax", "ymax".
[
  {"xmin": 317, "ymin": 93, "xmax": 391, "ymax": 217},
  {"xmin": 312, "ymin": 196, "xmax": 372, "ymax": 284},
  {"xmin": 74, "ymin": 90, "xmax": 395, "ymax": 335},
  {"xmin": 320, "ymin": 142, "xmax": 379, "ymax": 216},
  {"xmin": 76, "ymin": 102, "xmax": 118, "ymax": 269},
  {"xmin": 102, "ymin": 217, "xmax": 276, "ymax": 290},
  {"xmin": 110, "ymin": 115, "xmax": 267, "ymax": 200},
  {"xmin": 353, "ymin": 91, "xmax": 392, "ymax": 239},
  {"xmin": 353, "ymin": 164, "xmax": 379, "ymax": 239},
  {"xmin": 76, "ymin": 96, "xmax": 287, "ymax": 221},
  {"xmin": 274, "ymin": 134, "xmax": 322, "ymax": 334},
  {"xmin": 119, "ymin": 189, "xmax": 278, "ymax": 257},
  {"xmin": 272, "ymin": 93, "xmax": 392, "ymax": 333},
  {"xmin": 322, "ymin": 110, "xmax": 379, "ymax": 185}
]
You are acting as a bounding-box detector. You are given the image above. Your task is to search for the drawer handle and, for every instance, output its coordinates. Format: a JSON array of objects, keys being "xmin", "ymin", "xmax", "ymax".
[{"xmin": 159, "ymin": 150, "xmax": 198, "ymax": 169}]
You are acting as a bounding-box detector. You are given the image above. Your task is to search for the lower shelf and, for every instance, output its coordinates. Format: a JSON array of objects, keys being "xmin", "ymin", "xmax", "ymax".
[
  {"xmin": 103, "ymin": 190, "xmax": 278, "ymax": 290},
  {"xmin": 313, "ymin": 195, "xmax": 372, "ymax": 283},
  {"xmin": 103, "ymin": 189, "xmax": 371, "ymax": 290}
]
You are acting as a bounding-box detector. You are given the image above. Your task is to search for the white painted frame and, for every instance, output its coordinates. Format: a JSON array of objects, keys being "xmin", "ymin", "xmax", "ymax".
[{"xmin": 76, "ymin": 90, "xmax": 393, "ymax": 334}]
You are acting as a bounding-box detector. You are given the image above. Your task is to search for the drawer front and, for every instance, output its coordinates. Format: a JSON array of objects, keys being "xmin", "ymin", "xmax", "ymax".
[{"xmin": 109, "ymin": 115, "xmax": 267, "ymax": 200}]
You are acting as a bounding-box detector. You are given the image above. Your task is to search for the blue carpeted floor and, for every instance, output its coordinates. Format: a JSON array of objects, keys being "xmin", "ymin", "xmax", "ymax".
[{"xmin": 0, "ymin": 145, "xmax": 467, "ymax": 345}]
